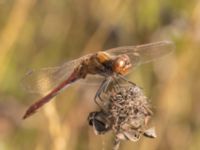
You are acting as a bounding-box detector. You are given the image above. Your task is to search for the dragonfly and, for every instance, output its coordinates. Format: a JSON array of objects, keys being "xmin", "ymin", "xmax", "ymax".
[{"xmin": 22, "ymin": 40, "xmax": 174, "ymax": 119}]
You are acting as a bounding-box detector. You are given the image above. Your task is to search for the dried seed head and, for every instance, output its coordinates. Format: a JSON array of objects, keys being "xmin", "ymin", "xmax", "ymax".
[
  {"xmin": 88, "ymin": 82, "xmax": 156, "ymax": 150},
  {"xmin": 106, "ymin": 85, "xmax": 154, "ymax": 141}
]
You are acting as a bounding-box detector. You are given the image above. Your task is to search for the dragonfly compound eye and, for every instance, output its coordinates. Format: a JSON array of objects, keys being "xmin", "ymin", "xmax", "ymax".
[{"xmin": 113, "ymin": 54, "xmax": 132, "ymax": 75}]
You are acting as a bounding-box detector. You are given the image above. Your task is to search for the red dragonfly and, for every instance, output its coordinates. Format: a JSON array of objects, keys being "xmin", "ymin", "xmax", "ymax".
[{"xmin": 22, "ymin": 40, "xmax": 174, "ymax": 119}]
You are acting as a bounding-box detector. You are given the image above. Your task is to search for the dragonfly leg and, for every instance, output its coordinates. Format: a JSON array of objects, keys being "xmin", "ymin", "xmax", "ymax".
[
  {"xmin": 94, "ymin": 78, "xmax": 107, "ymax": 107},
  {"xmin": 102, "ymin": 77, "xmax": 112, "ymax": 93},
  {"xmin": 111, "ymin": 76, "xmax": 122, "ymax": 92},
  {"xmin": 94, "ymin": 77, "xmax": 112, "ymax": 110},
  {"xmin": 117, "ymin": 74, "xmax": 136, "ymax": 86}
]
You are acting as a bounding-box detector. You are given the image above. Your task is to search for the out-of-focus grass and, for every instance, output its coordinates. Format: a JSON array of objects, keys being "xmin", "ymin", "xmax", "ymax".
[{"xmin": 0, "ymin": 0, "xmax": 200, "ymax": 150}]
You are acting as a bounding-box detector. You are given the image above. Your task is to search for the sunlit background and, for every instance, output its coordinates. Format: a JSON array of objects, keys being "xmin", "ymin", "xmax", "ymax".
[{"xmin": 0, "ymin": 0, "xmax": 200, "ymax": 150}]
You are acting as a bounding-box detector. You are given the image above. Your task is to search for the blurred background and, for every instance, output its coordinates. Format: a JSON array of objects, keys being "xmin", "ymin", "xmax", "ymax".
[{"xmin": 0, "ymin": 0, "xmax": 200, "ymax": 150}]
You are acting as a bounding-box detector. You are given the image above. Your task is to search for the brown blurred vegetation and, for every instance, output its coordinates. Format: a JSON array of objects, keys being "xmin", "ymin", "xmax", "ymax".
[{"xmin": 0, "ymin": 0, "xmax": 200, "ymax": 150}]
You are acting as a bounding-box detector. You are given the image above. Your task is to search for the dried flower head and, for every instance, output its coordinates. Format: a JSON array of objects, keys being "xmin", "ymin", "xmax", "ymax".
[{"xmin": 88, "ymin": 82, "xmax": 156, "ymax": 150}]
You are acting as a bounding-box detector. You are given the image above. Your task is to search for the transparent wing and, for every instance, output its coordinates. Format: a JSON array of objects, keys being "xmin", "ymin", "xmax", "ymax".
[
  {"xmin": 22, "ymin": 41, "xmax": 174, "ymax": 95},
  {"xmin": 106, "ymin": 40, "xmax": 175, "ymax": 66},
  {"xmin": 77, "ymin": 74, "xmax": 105, "ymax": 86},
  {"xmin": 21, "ymin": 56, "xmax": 89, "ymax": 94}
]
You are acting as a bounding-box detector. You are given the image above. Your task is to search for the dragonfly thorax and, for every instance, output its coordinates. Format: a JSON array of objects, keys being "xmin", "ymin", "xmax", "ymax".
[
  {"xmin": 90, "ymin": 52, "xmax": 114, "ymax": 76},
  {"xmin": 96, "ymin": 51, "xmax": 111, "ymax": 63}
]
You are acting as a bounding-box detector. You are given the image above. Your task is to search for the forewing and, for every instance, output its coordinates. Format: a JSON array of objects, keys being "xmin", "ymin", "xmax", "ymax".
[{"xmin": 106, "ymin": 40, "xmax": 175, "ymax": 67}]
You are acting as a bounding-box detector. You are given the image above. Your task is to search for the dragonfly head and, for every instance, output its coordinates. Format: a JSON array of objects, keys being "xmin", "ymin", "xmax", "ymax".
[{"xmin": 113, "ymin": 54, "xmax": 132, "ymax": 75}]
